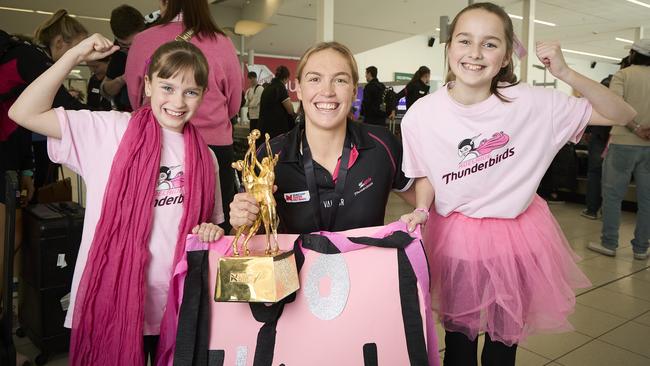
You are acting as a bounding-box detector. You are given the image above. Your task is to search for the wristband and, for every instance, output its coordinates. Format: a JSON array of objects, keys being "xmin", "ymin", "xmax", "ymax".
[{"xmin": 414, "ymin": 207, "xmax": 430, "ymax": 221}]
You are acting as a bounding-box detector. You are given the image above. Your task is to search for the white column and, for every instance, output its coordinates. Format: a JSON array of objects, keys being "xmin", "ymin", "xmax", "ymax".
[
  {"xmin": 240, "ymin": 35, "xmax": 246, "ymax": 73},
  {"xmin": 316, "ymin": 0, "xmax": 334, "ymax": 42},
  {"xmin": 520, "ymin": 0, "xmax": 535, "ymax": 83},
  {"xmin": 248, "ymin": 49, "xmax": 255, "ymax": 66},
  {"xmin": 634, "ymin": 27, "xmax": 645, "ymax": 41}
]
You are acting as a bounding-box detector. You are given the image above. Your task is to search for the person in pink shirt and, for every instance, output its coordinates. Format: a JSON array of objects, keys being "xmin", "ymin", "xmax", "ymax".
[
  {"xmin": 9, "ymin": 34, "xmax": 225, "ymax": 366},
  {"xmin": 125, "ymin": 0, "xmax": 243, "ymax": 233},
  {"xmin": 399, "ymin": 3, "xmax": 637, "ymax": 366}
]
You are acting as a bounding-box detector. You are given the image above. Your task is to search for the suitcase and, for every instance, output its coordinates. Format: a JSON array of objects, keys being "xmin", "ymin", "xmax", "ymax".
[
  {"xmin": 1, "ymin": 171, "xmax": 18, "ymax": 366},
  {"xmin": 19, "ymin": 201, "xmax": 84, "ymax": 365}
]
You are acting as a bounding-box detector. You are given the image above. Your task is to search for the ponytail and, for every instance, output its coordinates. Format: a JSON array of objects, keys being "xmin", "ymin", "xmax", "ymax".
[{"xmin": 34, "ymin": 9, "xmax": 87, "ymax": 47}]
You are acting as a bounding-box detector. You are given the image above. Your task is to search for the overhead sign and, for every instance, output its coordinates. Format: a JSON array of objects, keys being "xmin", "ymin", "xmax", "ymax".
[{"xmin": 394, "ymin": 72, "xmax": 413, "ymax": 82}]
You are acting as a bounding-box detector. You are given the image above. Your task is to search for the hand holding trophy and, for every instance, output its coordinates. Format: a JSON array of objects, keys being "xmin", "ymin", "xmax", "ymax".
[{"xmin": 215, "ymin": 130, "xmax": 299, "ymax": 302}]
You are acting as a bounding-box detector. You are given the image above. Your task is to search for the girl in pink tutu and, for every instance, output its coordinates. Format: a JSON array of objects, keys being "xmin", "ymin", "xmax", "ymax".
[{"xmin": 399, "ymin": 2, "xmax": 636, "ymax": 366}]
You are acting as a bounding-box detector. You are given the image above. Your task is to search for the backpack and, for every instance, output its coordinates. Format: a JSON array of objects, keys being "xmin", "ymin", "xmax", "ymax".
[
  {"xmin": 379, "ymin": 84, "xmax": 397, "ymax": 115},
  {"xmin": 0, "ymin": 30, "xmax": 24, "ymax": 141},
  {"xmin": 0, "ymin": 30, "xmax": 17, "ymax": 58}
]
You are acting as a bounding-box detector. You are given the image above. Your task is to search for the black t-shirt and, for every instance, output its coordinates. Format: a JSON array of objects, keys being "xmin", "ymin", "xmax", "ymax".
[
  {"xmin": 258, "ymin": 78, "xmax": 293, "ymax": 139},
  {"xmin": 258, "ymin": 121, "xmax": 411, "ymax": 234},
  {"xmin": 106, "ymin": 49, "xmax": 131, "ymax": 111},
  {"xmin": 86, "ymin": 75, "xmax": 112, "ymax": 111},
  {"xmin": 361, "ymin": 78, "xmax": 386, "ymax": 125},
  {"xmin": 397, "ymin": 79, "xmax": 430, "ymax": 110}
]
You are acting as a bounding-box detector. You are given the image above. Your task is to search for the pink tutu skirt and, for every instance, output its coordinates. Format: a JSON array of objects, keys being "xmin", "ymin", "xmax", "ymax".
[{"xmin": 424, "ymin": 196, "xmax": 591, "ymax": 346}]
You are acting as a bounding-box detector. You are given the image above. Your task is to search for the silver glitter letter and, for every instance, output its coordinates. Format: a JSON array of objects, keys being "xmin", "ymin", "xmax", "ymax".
[
  {"xmin": 235, "ymin": 346, "xmax": 248, "ymax": 366},
  {"xmin": 304, "ymin": 253, "xmax": 350, "ymax": 320}
]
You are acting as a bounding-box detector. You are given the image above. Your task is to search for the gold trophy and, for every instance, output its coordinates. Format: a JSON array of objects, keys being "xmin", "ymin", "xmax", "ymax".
[{"xmin": 215, "ymin": 130, "xmax": 300, "ymax": 302}]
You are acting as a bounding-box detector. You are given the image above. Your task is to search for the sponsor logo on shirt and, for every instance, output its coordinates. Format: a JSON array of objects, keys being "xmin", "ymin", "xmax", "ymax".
[
  {"xmin": 284, "ymin": 190, "xmax": 310, "ymax": 203},
  {"xmin": 441, "ymin": 131, "xmax": 514, "ymax": 184},
  {"xmin": 354, "ymin": 177, "xmax": 374, "ymax": 196}
]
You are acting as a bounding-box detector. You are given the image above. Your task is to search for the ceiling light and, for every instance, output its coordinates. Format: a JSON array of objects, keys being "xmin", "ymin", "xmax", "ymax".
[
  {"xmin": 0, "ymin": 6, "xmax": 34, "ymax": 13},
  {"xmin": 626, "ymin": 0, "xmax": 650, "ymax": 9},
  {"xmin": 234, "ymin": 20, "xmax": 269, "ymax": 36},
  {"xmin": 0, "ymin": 7, "xmax": 108, "ymax": 22},
  {"xmin": 75, "ymin": 15, "xmax": 110, "ymax": 22},
  {"xmin": 615, "ymin": 37, "xmax": 634, "ymax": 44},
  {"xmin": 508, "ymin": 13, "xmax": 556, "ymax": 27},
  {"xmin": 532, "ymin": 19, "xmax": 557, "ymax": 27},
  {"xmin": 561, "ymin": 48, "xmax": 620, "ymax": 61}
]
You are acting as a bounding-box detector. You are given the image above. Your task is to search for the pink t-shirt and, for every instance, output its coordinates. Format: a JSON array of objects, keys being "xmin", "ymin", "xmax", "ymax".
[
  {"xmin": 125, "ymin": 21, "xmax": 243, "ymax": 146},
  {"xmin": 48, "ymin": 108, "xmax": 224, "ymax": 335},
  {"xmin": 401, "ymin": 82, "xmax": 592, "ymax": 218}
]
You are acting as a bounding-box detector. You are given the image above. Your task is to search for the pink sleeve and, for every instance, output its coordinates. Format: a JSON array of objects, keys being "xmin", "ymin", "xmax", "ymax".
[
  {"xmin": 210, "ymin": 150, "xmax": 225, "ymax": 225},
  {"xmin": 125, "ymin": 34, "xmax": 147, "ymax": 110},
  {"xmin": 550, "ymin": 90, "xmax": 593, "ymax": 147},
  {"xmin": 220, "ymin": 38, "xmax": 244, "ymax": 119},
  {"xmin": 400, "ymin": 111, "xmax": 428, "ymax": 178},
  {"xmin": 47, "ymin": 108, "xmax": 129, "ymax": 177}
]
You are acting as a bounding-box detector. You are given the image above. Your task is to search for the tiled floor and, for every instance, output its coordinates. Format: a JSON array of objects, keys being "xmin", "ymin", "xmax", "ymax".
[
  {"xmin": 387, "ymin": 194, "xmax": 650, "ymax": 366},
  {"xmin": 11, "ymin": 193, "xmax": 650, "ymax": 365}
]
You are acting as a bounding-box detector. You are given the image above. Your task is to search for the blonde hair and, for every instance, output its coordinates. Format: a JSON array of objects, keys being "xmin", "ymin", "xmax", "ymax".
[
  {"xmin": 34, "ymin": 9, "xmax": 87, "ymax": 46},
  {"xmin": 296, "ymin": 42, "xmax": 359, "ymax": 87}
]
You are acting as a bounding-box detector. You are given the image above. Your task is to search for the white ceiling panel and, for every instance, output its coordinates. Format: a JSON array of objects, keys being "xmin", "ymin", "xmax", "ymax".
[{"xmin": 0, "ymin": 0, "xmax": 648, "ymax": 61}]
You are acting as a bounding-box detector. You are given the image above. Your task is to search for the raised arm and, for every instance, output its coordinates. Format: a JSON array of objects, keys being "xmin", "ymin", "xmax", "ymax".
[
  {"xmin": 9, "ymin": 34, "xmax": 118, "ymax": 138},
  {"xmin": 535, "ymin": 41, "xmax": 636, "ymax": 126}
]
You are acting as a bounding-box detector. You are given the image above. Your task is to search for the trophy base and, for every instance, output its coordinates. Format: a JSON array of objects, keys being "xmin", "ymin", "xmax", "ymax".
[{"xmin": 215, "ymin": 249, "xmax": 300, "ymax": 303}]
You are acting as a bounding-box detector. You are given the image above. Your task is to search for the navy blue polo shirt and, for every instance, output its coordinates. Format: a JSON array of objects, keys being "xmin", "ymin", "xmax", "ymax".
[{"xmin": 258, "ymin": 121, "xmax": 412, "ymax": 234}]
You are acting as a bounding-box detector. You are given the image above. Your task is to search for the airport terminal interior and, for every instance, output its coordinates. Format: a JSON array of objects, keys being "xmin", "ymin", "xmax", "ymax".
[{"xmin": 1, "ymin": 0, "xmax": 649, "ymax": 365}]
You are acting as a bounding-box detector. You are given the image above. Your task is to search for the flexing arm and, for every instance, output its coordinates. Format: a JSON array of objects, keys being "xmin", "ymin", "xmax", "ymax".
[
  {"xmin": 536, "ymin": 41, "xmax": 636, "ymax": 126},
  {"xmin": 9, "ymin": 34, "xmax": 118, "ymax": 138}
]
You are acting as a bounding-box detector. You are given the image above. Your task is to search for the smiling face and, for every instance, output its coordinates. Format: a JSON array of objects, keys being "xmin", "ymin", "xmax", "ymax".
[
  {"xmin": 296, "ymin": 48, "xmax": 356, "ymax": 132},
  {"xmin": 447, "ymin": 8, "xmax": 510, "ymax": 94},
  {"xmin": 144, "ymin": 69, "xmax": 204, "ymax": 133}
]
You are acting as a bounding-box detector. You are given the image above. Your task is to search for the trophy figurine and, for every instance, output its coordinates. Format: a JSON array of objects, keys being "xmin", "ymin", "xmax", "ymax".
[{"xmin": 215, "ymin": 130, "xmax": 300, "ymax": 302}]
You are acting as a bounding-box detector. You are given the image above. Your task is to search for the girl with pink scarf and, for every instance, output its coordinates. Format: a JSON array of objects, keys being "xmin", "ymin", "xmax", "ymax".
[{"xmin": 9, "ymin": 34, "xmax": 225, "ymax": 365}]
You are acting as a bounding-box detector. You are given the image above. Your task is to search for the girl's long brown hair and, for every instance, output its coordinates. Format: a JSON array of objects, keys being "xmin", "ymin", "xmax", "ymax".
[
  {"xmin": 159, "ymin": 0, "xmax": 226, "ymax": 39},
  {"xmin": 445, "ymin": 2, "xmax": 519, "ymax": 102}
]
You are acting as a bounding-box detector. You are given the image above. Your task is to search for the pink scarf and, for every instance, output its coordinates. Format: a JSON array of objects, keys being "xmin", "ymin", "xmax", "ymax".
[{"xmin": 69, "ymin": 106, "xmax": 216, "ymax": 365}]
